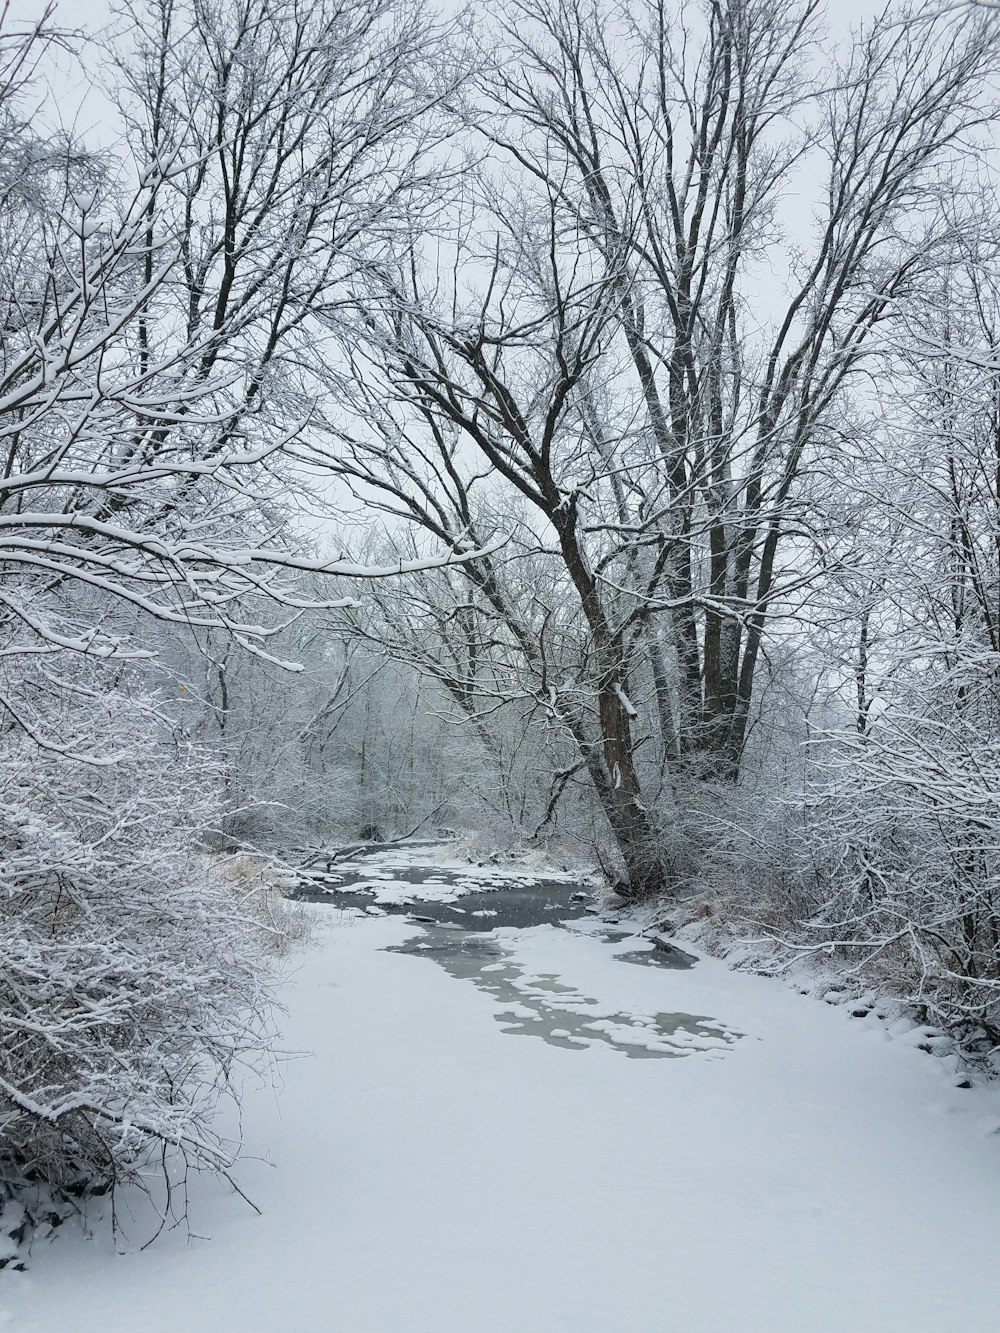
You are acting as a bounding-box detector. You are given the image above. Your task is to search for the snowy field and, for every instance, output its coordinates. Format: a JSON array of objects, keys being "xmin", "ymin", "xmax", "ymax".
[{"xmin": 5, "ymin": 867, "xmax": 1000, "ymax": 1333}]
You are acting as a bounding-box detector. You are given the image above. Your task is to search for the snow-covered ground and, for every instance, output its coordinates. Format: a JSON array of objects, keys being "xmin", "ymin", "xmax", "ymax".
[{"xmin": 5, "ymin": 864, "xmax": 1000, "ymax": 1333}]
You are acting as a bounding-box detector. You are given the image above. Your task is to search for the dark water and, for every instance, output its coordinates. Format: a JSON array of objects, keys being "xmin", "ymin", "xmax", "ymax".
[{"xmin": 292, "ymin": 859, "xmax": 587, "ymax": 930}]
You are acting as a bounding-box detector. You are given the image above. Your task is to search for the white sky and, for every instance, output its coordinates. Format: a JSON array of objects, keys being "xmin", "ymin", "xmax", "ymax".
[
  {"xmin": 11, "ymin": 0, "xmax": 950, "ymax": 151},
  {"xmin": 34, "ymin": 0, "xmax": 893, "ymax": 33}
]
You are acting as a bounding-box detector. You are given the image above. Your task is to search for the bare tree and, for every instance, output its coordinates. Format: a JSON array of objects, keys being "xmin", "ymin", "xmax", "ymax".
[
  {"xmin": 320, "ymin": 193, "xmax": 685, "ymax": 894},
  {"xmin": 465, "ymin": 0, "xmax": 1000, "ymax": 775},
  {"xmin": 0, "ymin": 0, "xmax": 479, "ymax": 1236},
  {"xmin": 0, "ymin": 0, "xmax": 473, "ymax": 746},
  {"xmin": 712, "ymin": 218, "xmax": 1000, "ymax": 1054},
  {"xmin": 317, "ymin": 0, "xmax": 1000, "ymax": 895}
]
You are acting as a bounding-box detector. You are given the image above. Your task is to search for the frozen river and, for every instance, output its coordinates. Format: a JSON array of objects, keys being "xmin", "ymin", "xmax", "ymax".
[{"xmin": 6, "ymin": 843, "xmax": 1000, "ymax": 1332}]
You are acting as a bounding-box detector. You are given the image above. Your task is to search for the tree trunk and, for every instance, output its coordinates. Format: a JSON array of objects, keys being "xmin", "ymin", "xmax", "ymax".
[{"xmin": 587, "ymin": 680, "xmax": 672, "ymax": 900}]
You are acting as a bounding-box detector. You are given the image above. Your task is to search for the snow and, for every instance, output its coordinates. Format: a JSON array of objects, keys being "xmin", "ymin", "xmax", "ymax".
[{"xmin": 5, "ymin": 885, "xmax": 1000, "ymax": 1332}]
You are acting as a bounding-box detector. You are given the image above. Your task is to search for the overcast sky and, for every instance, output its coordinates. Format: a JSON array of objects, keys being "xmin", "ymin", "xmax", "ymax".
[{"xmin": 15, "ymin": 0, "xmax": 947, "ymax": 147}]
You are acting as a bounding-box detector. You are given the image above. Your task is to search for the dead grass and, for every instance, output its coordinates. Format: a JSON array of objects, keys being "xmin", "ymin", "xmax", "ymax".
[{"xmin": 212, "ymin": 853, "xmax": 313, "ymax": 956}]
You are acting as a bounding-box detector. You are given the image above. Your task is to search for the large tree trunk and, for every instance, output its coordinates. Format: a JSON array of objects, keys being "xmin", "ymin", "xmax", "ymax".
[{"xmin": 573, "ymin": 681, "xmax": 671, "ymax": 900}]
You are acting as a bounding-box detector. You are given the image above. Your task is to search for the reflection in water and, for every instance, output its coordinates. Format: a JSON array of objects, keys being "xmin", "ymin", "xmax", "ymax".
[
  {"xmin": 583, "ymin": 927, "xmax": 699, "ymax": 970},
  {"xmin": 388, "ymin": 928, "xmax": 740, "ymax": 1061},
  {"xmin": 615, "ymin": 948, "xmax": 700, "ymax": 970}
]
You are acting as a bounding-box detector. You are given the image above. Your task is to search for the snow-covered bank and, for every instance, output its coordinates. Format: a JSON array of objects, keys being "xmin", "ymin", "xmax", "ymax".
[
  {"xmin": 669, "ymin": 894, "xmax": 994, "ymax": 1081},
  {"xmin": 5, "ymin": 904, "xmax": 1000, "ymax": 1333}
]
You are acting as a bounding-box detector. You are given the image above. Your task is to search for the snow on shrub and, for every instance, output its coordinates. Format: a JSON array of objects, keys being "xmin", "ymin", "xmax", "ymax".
[
  {"xmin": 0, "ymin": 678, "xmax": 280, "ymax": 1240},
  {"xmin": 796, "ymin": 696, "xmax": 1000, "ymax": 1055}
]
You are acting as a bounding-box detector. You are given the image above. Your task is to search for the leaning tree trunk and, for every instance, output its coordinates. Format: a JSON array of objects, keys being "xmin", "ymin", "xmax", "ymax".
[
  {"xmin": 549, "ymin": 506, "xmax": 676, "ymax": 900},
  {"xmin": 581, "ymin": 678, "xmax": 672, "ymax": 901}
]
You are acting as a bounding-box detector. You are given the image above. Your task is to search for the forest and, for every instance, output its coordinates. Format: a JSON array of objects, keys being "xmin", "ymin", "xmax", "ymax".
[{"xmin": 4, "ymin": 0, "xmax": 1000, "ymax": 1277}]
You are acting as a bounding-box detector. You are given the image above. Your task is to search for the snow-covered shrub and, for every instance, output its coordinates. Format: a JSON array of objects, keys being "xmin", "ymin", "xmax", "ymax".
[
  {"xmin": 792, "ymin": 696, "xmax": 1000, "ymax": 1055},
  {"xmin": 672, "ymin": 774, "xmax": 807, "ymax": 930},
  {"xmin": 0, "ymin": 679, "xmax": 280, "ymax": 1229}
]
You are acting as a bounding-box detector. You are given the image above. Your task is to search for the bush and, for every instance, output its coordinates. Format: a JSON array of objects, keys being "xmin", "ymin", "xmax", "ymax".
[
  {"xmin": 0, "ymin": 679, "xmax": 281, "ymax": 1238},
  {"xmin": 795, "ymin": 705, "xmax": 1000, "ymax": 1055}
]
